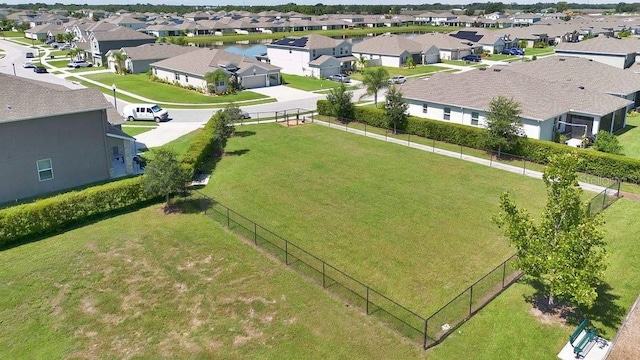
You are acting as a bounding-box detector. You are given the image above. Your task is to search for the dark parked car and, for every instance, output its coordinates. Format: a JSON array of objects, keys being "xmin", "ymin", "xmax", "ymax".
[
  {"xmin": 33, "ymin": 66, "xmax": 48, "ymax": 73},
  {"xmin": 461, "ymin": 54, "xmax": 481, "ymax": 62},
  {"xmin": 501, "ymin": 48, "xmax": 525, "ymax": 56},
  {"xmin": 328, "ymin": 74, "xmax": 351, "ymax": 83},
  {"xmin": 25, "ymin": 52, "xmax": 34, "ymax": 58}
]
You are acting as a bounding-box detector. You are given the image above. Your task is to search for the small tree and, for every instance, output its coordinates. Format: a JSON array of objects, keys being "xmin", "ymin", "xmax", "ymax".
[
  {"xmin": 111, "ymin": 50, "xmax": 127, "ymax": 75},
  {"xmin": 484, "ymin": 96, "xmax": 525, "ymax": 156},
  {"xmin": 494, "ymin": 153, "xmax": 607, "ymax": 309},
  {"xmin": 326, "ymin": 83, "xmax": 354, "ymax": 122},
  {"xmin": 211, "ymin": 104, "xmax": 238, "ymax": 155},
  {"xmin": 361, "ymin": 67, "xmax": 389, "ymax": 106},
  {"xmin": 355, "ymin": 54, "xmax": 369, "ymax": 73},
  {"xmin": 55, "ymin": 33, "xmax": 65, "ymax": 43},
  {"xmin": 142, "ymin": 148, "xmax": 190, "ymax": 210},
  {"xmin": 68, "ymin": 47, "xmax": 81, "ymax": 60},
  {"xmin": 385, "ymin": 86, "xmax": 408, "ymax": 134},
  {"xmin": 405, "ymin": 57, "xmax": 415, "ymax": 69},
  {"xmin": 204, "ymin": 69, "xmax": 228, "ymax": 94},
  {"xmin": 593, "ymin": 130, "xmax": 623, "ymax": 155},
  {"xmin": 63, "ymin": 31, "xmax": 74, "ymax": 45}
]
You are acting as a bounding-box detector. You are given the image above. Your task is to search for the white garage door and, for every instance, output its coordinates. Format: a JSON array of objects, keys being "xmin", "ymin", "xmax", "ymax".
[
  {"xmin": 424, "ymin": 53, "xmax": 439, "ymax": 64},
  {"xmin": 242, "ymin": 75, "xmax": 265, "ymax": 89}
]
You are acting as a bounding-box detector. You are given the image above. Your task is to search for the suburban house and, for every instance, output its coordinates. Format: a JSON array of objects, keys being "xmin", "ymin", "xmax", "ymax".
[
  {"xmin": 400, "ymin": 67, "xmax": 632, "ymax": 141},
  {"xmin": 449, "ymin": 29, "xmax": 514, "ymax": 53},
  {"xmin": 106, "ymin": 14, "xmax": 147, "ymax": 30},
  {"xmin": 0, "ymin": 74, "xmax": 138, "ymax": 205},
  {"xmin": 150, "ymin": 47, "xmax": 282, "ymax": 91},
  {"xmin": 105, "ymin": 43, "xmax": 199, "ymax": 74},
  {"xmin": 555, "ymin": 36, "xmax": 640, "ymax": 69},
  {"xmin": 266, "ymin": 34, "xmax": 354, "ymax": 78},
  {"xmin": 89, "ymin": 27, "xmax": 156, "ymax": 66},
  {"xmin": 24, "ymin": 23, "xmax": 64, "ymax": 41},
  {"xmin": 508, "ymin": 56, "xmax": 640, "ymax": 113},
  {"xmin": 412, "ymin": 32, "xmax": 475, "ymax": 61},
  {"xmin": 351, "ymin": 34, "xmax": 426, "ymax": 67}
]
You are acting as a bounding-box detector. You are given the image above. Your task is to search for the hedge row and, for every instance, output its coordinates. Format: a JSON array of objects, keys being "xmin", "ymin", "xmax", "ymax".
[
  {"xmin": 0, "ymin": 177, "xmax": 151, "ymax": 248},
  {"xmin": 317, "ymin": 100, "xmax": 640, "ymax": 183},
  {"xmin": 0, "ymin": 114, "xmax": 222, "ymax": 248}
]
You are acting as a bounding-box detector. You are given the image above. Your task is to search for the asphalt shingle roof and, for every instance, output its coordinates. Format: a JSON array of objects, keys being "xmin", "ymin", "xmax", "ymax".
[
  {"xmin": 401, "ymin": 68, "xmax": 632, "ymax": 121},
  {"xmin": 150, "ymin": 47, "xmax": 280, "ymax": 76},
  {"xmin": 91, "ymin": 26, "xmax": 155, "ymax": 41},
  {"xmin": 0, "ymin": 74, "xmax": 110, "ymax": 123},
  {"xmin": 118, "ymin": 43, "xmax": 199, "ymax": 61},
  {"xmin": 556, "ymin": 36, "xmax": 640, "ymax": 54},
  {"xmin": 352, "ymin": 34, "xmax": 423, "ymax": 55}
]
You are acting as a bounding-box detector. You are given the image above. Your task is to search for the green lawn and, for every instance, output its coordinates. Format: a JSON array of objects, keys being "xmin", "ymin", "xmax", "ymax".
[
  {"xmin": 0, "ymin": 30, "xmax": 24, "ymax": 37},
  {"xmin": 525, "ymin": 47, "xmax": 556, "ymax": 56},
  {"xmin": 351, "ymin": 64, "xmax": 447, "ymax": 81},
  {"xmin": 617, "ymin": 111, "xmax": 640, "ymax": 159},
  {"xmin": 121, "ymin": 126, "xmax": 154, "ymax": 137},
  {"xmin": 200, "ymin": 124, "xmax": 549, "ymax": 315},
  {"xmin": 485, "ymin": 54, "xmax": 520, "ymax": 61},
  {"xmin": 281, "ymin": 73, "xmax": 347, "ymax": 91},
  {"xmin": 84, "ymin": 73, "xmax": 269, "ymax": 105},
  {"xmin": 0, "ymin": 206, "xmax": 428, "ymax": 359}
]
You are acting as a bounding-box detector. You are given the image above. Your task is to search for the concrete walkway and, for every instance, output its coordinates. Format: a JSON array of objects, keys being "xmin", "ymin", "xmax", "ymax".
[{"xmin": 313, "ymin": 119, "xmax": 610, "ymax": 194}]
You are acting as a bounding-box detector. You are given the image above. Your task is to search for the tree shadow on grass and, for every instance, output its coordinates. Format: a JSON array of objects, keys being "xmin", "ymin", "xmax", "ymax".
[
  {"xmin": 232, "ymin": 130, "xmax": 256, "ymax": 138},
  {"xmin": 174, "ymin": 194, "xmax": 213, "ymax": 214},
  {"xmin": 225, "ymin": 149, "xmax": 250, "ymax": 156},
  {"xmin": 523, "ymin": 280, "xmax": 625, "ymax": 331}
]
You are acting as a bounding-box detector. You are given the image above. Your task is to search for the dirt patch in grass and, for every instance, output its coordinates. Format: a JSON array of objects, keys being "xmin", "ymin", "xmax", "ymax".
[
  {"xmin": 608, "ymin": 296, "xmax": 640, "ymax": 360},
  {"xmin": 528, "ymin": 295, "xmax": 575, "ymax": 326}
]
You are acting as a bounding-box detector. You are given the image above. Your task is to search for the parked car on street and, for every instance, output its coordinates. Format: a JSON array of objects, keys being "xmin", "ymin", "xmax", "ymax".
[
  {"xmin": 501, "ymin": 48, "xmax": 525, "ymax": 56},
  {"xmin": 58, "ymin": 44, "xmax": 71, "ymax": 50},
  {"xmin": 22, "ymin": 61, "xmax": 35, "ymax": 68},
  {"xmin": 328, "ymin": 74, "xmax": 351, "ymax": 83},
  {"xmin": 461, "ymin": 54, "xmax": 482, "ymax": 62},
  {"xmin": 67, "ymin": 60, "xmax": 93, "ymax": 68},
  {"xmin": 388, "ymin": 75, "xmax": 407, "ymax": 84},
  {"xmin": 33, "ymin": 66, "xmax": 48, "ymax": 73},
  {"xmin": 122, "ymin": 104, "xmax": 169, "ymax": 122},
  {"xmin": 25, "ymin": 52, "xmax": 34, "ymax": 58}
]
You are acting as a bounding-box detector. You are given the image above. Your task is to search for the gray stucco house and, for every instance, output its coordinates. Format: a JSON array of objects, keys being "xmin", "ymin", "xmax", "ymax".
[
  {"xmin": 105, "ymin": 43, "xmax": 200, "ymax": 74},
  {"xmin": 0, "ymin": 74, "xmax": 139, "ymax": 205},
  {"xmin": 89, "ymin": 26, "xmax": 156, "ymax": 66}
]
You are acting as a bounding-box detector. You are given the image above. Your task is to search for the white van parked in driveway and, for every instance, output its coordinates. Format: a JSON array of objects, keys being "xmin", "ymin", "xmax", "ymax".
[{"xmin": 122, "ymin": 104, "xmax": 169, "ymax": 122}]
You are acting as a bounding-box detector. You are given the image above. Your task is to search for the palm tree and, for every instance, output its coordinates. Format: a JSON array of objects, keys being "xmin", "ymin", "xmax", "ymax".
[
  {"xmin": 405, "ymin": 57, "xmax": 415, "ymax": 69},
  {"xmin": 68, "ymin": 47, "xmax": 81, "ymax": 60},
  {"xmin": 55, "ymin": 33, "xmax": 65, "ymax": 43},
  {"xmin": 204, "ymin": 68, "xmax": 228, "ymax": 94},
  {"xmin": 361, "ymin": 67, "xmax": 389, "ymax": 106},
  {"xmin": 63, "ymin": 31, "xmax": 74, "ymax": 45},
  {"xmin": 355, "ymin": 54, "xmax": 369, "ymax": 73},
  {"xmin": 111, "ymin": 50, "xmax": 127, "ymax": 75}
]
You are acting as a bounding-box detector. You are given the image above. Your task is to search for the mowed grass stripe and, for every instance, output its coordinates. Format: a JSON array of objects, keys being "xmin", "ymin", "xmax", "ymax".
[
  {"xmin": 0, "ymin": 207, "xmax": 427, "ymax": 359},
  {"xmin": 202, "ymin": 124, "xmax": 548, "ymax": 314}
]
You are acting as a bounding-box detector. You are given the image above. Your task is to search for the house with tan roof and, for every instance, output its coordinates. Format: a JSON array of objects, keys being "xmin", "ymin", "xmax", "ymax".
[
  {"xmin": 105, "ymin": 43, "xmax": 200, "ymax": 74},
  {"xmin": 0, "ymin": 74, "xmax": 139, "ymax": 205},
  {"xmin": 555, "ymin": 36, "xmax": 640, "ymax": 69},
  {"xmin": 412, "ymin": 33, "xmax": 476, "ymax": 61},
  {"xmin": 150, "ymin": 47, "xmax": 281, "ymax": 91},
  {"xmin": 352, "ymin": 34, "xmax": 426, "ymax": 66},
  {"xmin": 400, "ymin": 67, "xmax": 632, "ymax": 141},
  {"xmin": 89, "ymin": 26, "xmax": 156, "ymax": 66},
  {"xmin": 266, "ymin": 34, "xmax": 354, "ymax": 78}
]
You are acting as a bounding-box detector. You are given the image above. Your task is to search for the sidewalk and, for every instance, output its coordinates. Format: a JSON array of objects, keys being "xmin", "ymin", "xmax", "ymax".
[{"xmin": 313, "ymin": 119, "xmax": 610, "ymax": 194}]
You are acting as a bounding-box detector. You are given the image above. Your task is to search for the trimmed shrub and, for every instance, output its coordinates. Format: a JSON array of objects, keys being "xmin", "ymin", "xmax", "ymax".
[
  {"xmin": 179, "ymin": 113, "xmax": 220, "ymax": 177},
  {"xmin": 0, "ymin": 177, "xmax": 152, "ymax": 247},
  {"xmin": 317, "ymin": 100, "xmax": 640, "ymax": 182}
]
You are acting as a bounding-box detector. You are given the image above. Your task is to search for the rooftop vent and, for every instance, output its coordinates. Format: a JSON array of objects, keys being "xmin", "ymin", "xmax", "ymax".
[
  {"xmin": 493, "ymin": 68, "xmax": 501, "ymax": 72},
  {"xmin": 479, "ymin": 67, "xmax": 486, "ymax": 71},
  {"xmin": 6, "ymin": 105, "xmax": 11, "ymax": 110},
  {"xmin": 578, "ymin": 86, "xmax": 585, "ymax": 90},
  {"xmin": 559, "ymin": 58, "xmax": 566, "ymax": 61}
]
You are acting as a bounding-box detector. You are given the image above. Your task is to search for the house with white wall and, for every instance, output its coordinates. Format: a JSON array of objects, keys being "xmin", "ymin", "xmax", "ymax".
[
  {"xmin": 266, "ymin": 34, "xmax": 354, "ymax": 78},
  {"xmin": 555, "ymin": 36, "xmax": 639, "ymax": 69},
  {"xmin": 400, "ymin": 67, "xmax": 631, "ymax": 141},
  {"xmin": 412, "ymin": 32, "xmax": 476, "ymax": 61},
  {"xmin": 352, "ymin": 34, "xmax": 425, "ymax": 67}
]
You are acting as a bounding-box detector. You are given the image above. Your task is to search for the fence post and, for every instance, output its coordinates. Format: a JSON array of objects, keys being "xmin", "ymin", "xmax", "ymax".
[
  {"xmin": 490, "ymin": 153, "xmax": 493, "ymax": 167},
  {"xmin": 469, "ymin": 286, "xmax": 473, "ymax": 315},
  {"xmin": 460, "ymin": 146, "xmax": 463, "ymax": 159},
  {"xmin": 254, "ymin": 223, "xmax": 257, "ymax": 245},
  {"xmin": 602, "ymin": 189, "xmax": 607, "ymax": 210},
  {"xmin": 432, "ymin": 138, "xmax": 435, "ymax": 152},
  {"xmin": 408, "ymin": 133, "xmax": 411, "ymax": 146},
  {"xmin": 322, "ymin": 262, "xmax": 326, "ymax": 288},
  {"xmin": 423, "ymin": 319, "xmax": 428, "ymax": 349},
  {"xmin": 385, "ymin": 129, "xmax": 388, "ymax": 141},
  {"xmin": 502, "ymin": 261, "xmax": 506, "ymax": 288},
  {"xmin": 366, "ymin": 287, "xmax": 370, "ymax": 315},
  {"xmin": 523, "ymin": 159, "xmax": 526, "ymax": 175},
  {"xmin": 226, "ymin": 208, "xmax": 230, "ymax": 227},
  {"xmin": 285, "ymin": 240, "xmax": 288, "ymax": 265},
  {"xmin": 364, "ymin": 122, "xmax": 367, "ymax": 136}
]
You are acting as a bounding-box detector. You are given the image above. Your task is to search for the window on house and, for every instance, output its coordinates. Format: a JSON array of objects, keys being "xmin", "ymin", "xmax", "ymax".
[
  {"xmin": 37, "ymin": 158, "xmax": 54, "ymax": 181},
  {"xmin": 340, "ymin": 47, "xmax": 343, "ymax": 55},
  {"xmin": 215, "ymin": 80, "xmax": 225, "ymax": 87},
  {"xmin": 444, "ymin": 107, "xmax": 451, "ymax": 120},
  {"xmin": 312, "ymin": 50, "xmax": 316, "ymax": 58},
  {"xmin": 332, "ymin": 48, "xmax": 335, "ymax": 55},
  {"xmin": 185, "ymin": 75, "xmax": 189, "ymax": 82},
  {"xmin": 175, "ymin": 73, "xmax": 180, "ymax": 81},
  {"xmin": 422, "ymin": 104, "xmax": 428, "ymax": 113},
  {"xmin": 471, "ymin": 112, "xmax": 479, "ymax": 125}
]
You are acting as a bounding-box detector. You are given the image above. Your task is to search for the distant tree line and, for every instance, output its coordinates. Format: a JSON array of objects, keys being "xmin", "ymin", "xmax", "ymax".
[{"xmin": 0, "ymin": 2, "xmax": 621, "ymax": 16}]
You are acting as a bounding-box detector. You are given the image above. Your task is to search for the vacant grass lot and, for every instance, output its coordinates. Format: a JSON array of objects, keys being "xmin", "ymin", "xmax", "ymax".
[
  {"xmin": 281, "ymin": 73, "xmax": 348, "ymax": 91},
  {"xmin": 0, "ymin": 207, "xmax": 427, "ymax": 359},
  {"xmin": 350, "ymin": 65, "xmax": 446, "ymax": 81},
  {"xmin": 201, "ymin": 124, "xmax": 548, "ymax": 314},
  {"xmin": 85, "ymin": 73, "xmax": 269, "ymax": 105},
  {"xmin": 617, "ymin": 111, "xmax": 640, "ymax": 159}
]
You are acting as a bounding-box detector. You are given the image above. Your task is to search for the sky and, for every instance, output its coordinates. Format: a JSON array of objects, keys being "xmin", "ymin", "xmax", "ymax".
[{"xmin": 0, "ymin": 1, "xmax": 629, "ymax": 6}]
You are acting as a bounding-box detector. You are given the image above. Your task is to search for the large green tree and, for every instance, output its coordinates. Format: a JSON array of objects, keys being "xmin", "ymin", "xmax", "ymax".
[
  {"xmin": 326, "ymin": 83, "xmax": 354, "ymax": 121},
  {"xmin": 361, "ymin": 67, "xmax": 389, "ymax": 106},
  {"xmin": 484, "ymin": 96, "xmax": 525, "ymax": 156},
  {"xmin": 593, "ymin": 130, "xmax": 623, "ymax": 155},
  {"xmin": 385, "ymin": 86, "xmax": 408, "ymax": 134},
  {"xmin": 494, "ymin": 153, "xmax": 607, "ymax": 309},
  {"xmin": 142, "ymin": 148, "xmax": 190, "ymax": 210}
]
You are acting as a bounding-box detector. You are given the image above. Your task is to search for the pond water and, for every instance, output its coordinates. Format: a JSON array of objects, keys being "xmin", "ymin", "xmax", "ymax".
[{"xmin": 192, "ymin": 32, "xmax": 424, "ymax": 58}]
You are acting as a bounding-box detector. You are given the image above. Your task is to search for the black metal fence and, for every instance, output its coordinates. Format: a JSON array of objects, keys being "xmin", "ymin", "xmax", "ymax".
[
  {"xmin": 588, "ymin": 181, "xmax": 621, "ymax": 216},
  {"xmin": 231, "ymin": 108, "xmax": 316, "ymax": 125}
]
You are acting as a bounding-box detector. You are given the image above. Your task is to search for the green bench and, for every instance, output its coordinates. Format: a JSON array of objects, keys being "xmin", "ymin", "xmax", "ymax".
[{"xmin": 570, "ymin": 318, "xmax": 598, "ymax": 358}]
